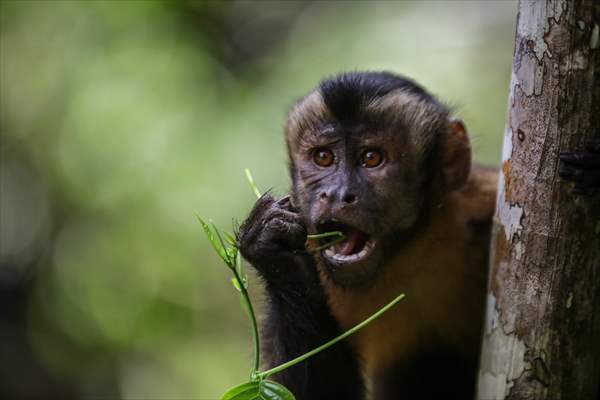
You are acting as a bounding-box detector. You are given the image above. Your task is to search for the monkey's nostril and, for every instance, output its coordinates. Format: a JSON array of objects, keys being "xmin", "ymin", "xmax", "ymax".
[
  {"xmin": 343, "ymin": 193, "xmax": 357, "ymax": 204},
  {"xmin": 319, "ymin": 192, "xmax": 328, "ymax": 201}
]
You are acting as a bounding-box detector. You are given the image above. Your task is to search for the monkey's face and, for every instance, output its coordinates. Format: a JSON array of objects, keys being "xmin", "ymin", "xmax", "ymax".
[
  {"xmin": 285, "ymin": 87, "xmax": 453, "ymax": 286},
  {"xmin": 288, "ymin": 122, "xmax": 429, "ymax": 285},
  {"xmin": 285, "ymin": 74, "xmax": 471, "ymax": 286}
]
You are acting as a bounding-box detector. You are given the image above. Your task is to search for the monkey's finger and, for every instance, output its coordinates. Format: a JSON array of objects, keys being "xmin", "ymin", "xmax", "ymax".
[
  {"xmin": 266, "ymin": 205, "xmax": 303, "ymax": 223},
  {"xmin": 276, "ymin": 195, "xmax": 300, "ymax": 213},
  {"xmin": 580, "ymin": 169, "xmax": 600, "ymax": 188},
  {"xmin": 242, "ymin": 194, "xmax": 274, "ymax": 226},
  {"xmin": 559, "ymin": 152, "xmax": 600, "ymax": 167},
  {"xmin": 265, "ymin": 218, "xmax": 307, "ymax": 249},
  {"xmin": 240, "ymin": 202, "xmax": 303, "ymax": 249},
  {"xmin": 562, "ymin": 165, "xmax": 600, "ymax": 194},
  {"xmin": 573, "ymin": 184, "xmax": 598, "ymax": 196},
  {"xmin": 265, "ymin": 215, "xmax": 305, "ymax": 233},
  {"xmin": 249, "ymin": 193, "xmax": 275, "ymax": 215},
  {"xmin": 585, "ymin": 137, "xmax": 600, "ymax": 153},
  {"xmin": 558, "ymin": 164, "xmax": 585, "ymax": 182},
  {"xmin": 276, "ymin": 195, "xmax": 291, "ymax": 207},
  {"xmin": 238, "ymin": 194, "xmax": 276, "ymax": 242}
]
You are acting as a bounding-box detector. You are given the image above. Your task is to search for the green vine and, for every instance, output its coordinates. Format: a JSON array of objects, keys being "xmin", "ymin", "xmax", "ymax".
[{"xmin": 199, "ymin": 170, "xmax": 406, "ymax": 400}]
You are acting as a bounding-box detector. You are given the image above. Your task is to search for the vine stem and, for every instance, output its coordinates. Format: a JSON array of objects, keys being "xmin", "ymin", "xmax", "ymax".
[
  {"xmin": 240, "ymin": 168, "xmax": 403, "ymax": 382},
  {"xmin": 306, "ymin": 231, "xmax": 344, "ymax": 239},
  {"xmin": 307, "ymin": 231, "xmax": 346, "ymax": 253},
  {"xmin": 256, "ymin": 292, "xmax": 406, "ymax": 380},
  {"xmin": 245, "ymin": 168, "xmax": 262, "ymax": 199},
  {"xmin": 231, "ymin": 260, "xmax": 260, "ymax": 377}
]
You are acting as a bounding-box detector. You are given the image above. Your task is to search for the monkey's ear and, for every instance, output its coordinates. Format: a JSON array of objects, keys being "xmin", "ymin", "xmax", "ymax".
[{"xmin": 441, "ymin": 118, "xmax": 471, "ymax": 191}]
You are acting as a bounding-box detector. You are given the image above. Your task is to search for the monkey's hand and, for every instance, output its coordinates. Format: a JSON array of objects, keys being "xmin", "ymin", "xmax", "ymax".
[
  {"xmin": 238, "ymin": 194, "xmax": 313, "ymax": 284},
  {"xmin": 559, "ymin": 138, "xmax": 600, "ymax": 196},
  {"xmin": 238, "ymin": 194, "xmax": 362, "ymax": 400}
]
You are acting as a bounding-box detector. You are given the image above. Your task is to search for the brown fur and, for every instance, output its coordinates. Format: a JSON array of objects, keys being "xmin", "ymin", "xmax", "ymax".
[
  {"xmin": 286, "ymin": 91, "xmax": 332, "ymax": 150},
  {"xmin": 318, "ymin": 164, "xmax": 498, "ymax": 394},
  {"xmin": 278, "ymin": 72, "xmax": 499, "ymax": 398}
]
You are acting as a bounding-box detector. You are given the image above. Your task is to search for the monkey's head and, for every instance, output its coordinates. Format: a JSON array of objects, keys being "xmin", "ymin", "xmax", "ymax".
[{"xmin": 285, "ymin": 72, "xmax": 471, "ymax": 286}]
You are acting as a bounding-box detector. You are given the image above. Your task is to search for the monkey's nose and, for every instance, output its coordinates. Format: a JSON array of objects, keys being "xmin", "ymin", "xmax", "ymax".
[
  {"xmin": 319, "ymin": 190, "xmax": 358, "ymax": 205},
  {"xmin": 342, "ymin": 193, "xmax": 357, "ymax": 204}
]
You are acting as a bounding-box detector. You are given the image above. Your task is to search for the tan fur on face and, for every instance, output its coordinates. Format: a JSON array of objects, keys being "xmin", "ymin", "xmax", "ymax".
[
  {"xmin": 285, "ymin": 91, "xmax": 332, "ymax": 152},
  {"xmin": 286, "ymin": 88, "xmax": 448, "ymax": 155},
  {"xmin": 366, "ymin": 90, "xmax": 449, "ymax": 160}
]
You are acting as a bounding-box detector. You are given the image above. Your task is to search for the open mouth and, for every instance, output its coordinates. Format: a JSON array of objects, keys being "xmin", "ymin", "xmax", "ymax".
[{"xmin": 317, "ymin": 220, "xmax": 376, "ymax": 264}]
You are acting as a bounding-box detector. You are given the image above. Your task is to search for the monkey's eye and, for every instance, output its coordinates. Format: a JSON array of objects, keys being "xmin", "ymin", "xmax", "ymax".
[
  {"xmin": 360, "ymin": 150, "xmax": 383, "ymax": 168},
  {"xmin": 313, "ymin": 148, "xmax": 334, "ymax": 167}
]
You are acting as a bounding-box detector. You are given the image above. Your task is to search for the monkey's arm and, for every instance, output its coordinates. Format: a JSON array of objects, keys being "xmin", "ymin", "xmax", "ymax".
[
  {"xmin": 559, "ymin": 137, "xmax": 600, "ymax": 195},
  {"xmin": 238, "ymin": 195, "xmax": 363, "ymax": 400}
]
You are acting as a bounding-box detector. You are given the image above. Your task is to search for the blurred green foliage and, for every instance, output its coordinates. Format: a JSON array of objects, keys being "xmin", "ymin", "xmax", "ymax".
[{"xmin": 0, "ymin": 1, "xmax": 516, "ymax": 398}]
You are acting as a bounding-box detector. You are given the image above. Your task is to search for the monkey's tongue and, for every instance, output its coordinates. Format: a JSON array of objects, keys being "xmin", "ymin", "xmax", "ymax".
[{"xmin": 335, "ymin": 229, "xmax": 369, "ymax": 255}]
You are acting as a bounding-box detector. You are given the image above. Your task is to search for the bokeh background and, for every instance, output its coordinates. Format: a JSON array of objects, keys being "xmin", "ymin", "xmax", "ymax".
[{"xmin": 0, "ymin": 1, "xmax": 516, "ymax": 399}]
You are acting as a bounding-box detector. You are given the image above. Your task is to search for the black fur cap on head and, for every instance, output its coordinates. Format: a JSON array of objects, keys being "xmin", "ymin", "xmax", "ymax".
[
  {"xmin": 286, "ymin": 71, "xmax": 452, "ymax": 201},
  {"xmin": 318, "ymin": 71, "xmax": 440, "ymax": 125}
]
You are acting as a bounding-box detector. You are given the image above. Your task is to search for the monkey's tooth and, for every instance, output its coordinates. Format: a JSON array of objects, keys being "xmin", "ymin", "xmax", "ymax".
[{"xmin": 323, "ymin": 237, "xmax": 376, "ymax": 265}]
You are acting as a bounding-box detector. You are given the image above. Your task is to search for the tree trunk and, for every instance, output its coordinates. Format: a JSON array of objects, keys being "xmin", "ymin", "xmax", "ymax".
[{"xmin": 476, "ymin": 1, "xmax": 600, "ymax": 399}]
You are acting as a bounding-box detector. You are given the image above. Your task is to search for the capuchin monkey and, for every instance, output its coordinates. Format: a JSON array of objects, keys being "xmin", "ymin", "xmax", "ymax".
[{"xmin": 237, "ymin": 71, "xmax": 600, "ymax": 400}]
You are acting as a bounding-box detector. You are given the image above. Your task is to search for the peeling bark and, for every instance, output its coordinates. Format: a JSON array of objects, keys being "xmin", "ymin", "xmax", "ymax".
[{"xmin": 476, "ymin": 1, "xmax": 600, "ymax": 399}]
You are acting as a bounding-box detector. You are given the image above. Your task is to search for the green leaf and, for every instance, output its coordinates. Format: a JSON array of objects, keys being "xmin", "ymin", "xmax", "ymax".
[
  {"xmin": 245, "ymin": 168, "xmax": 262, "ymax": 199},
  {"xmin": 197, "ymin": 216, "xmax": 230, "ymax": 266},
  {"xmin": 306, "ymin": 231, "xmax": 346, "ymax": 253},
  {"xmin": 231, "ymin": 277, "xmax": 242, "ymax": 292},
  {"xmin": 227, "ymin": 246, "xmax": 239, "ymax": 266},
  {"xmin": 231, "ymin": 274, "xmax": 248, "ymax": 293},
  {"xmin": 223, "ymin": 230, "xmax": 237, "ymax": 246},
  {"xmin": 221, "ymin": 380, "xmax": 295, "ymax": 400},
  {"xmin": 211, "ymin": 222, "xmax": 233, "ymax": 265},
  {"xmin": 235, "ymin": 249, "xmax": 244, "ymax": 279}
]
